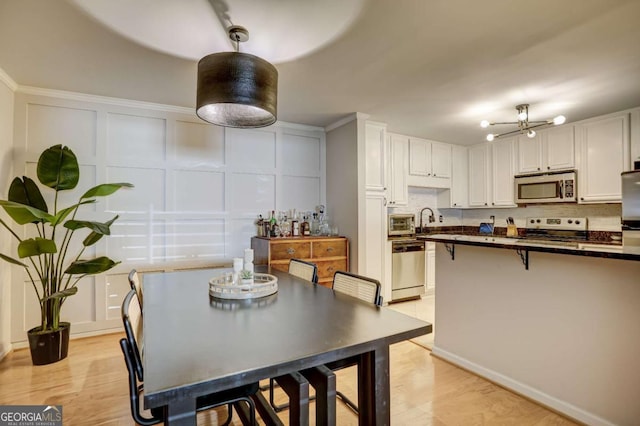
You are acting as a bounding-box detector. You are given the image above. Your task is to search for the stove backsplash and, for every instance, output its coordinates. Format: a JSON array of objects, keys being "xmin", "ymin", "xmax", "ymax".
[{"xmin": 388, "ymin": 187, "xmax": 622, "ymax": 232}]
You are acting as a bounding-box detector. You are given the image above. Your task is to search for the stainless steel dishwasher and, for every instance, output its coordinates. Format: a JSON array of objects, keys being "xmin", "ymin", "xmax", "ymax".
[{"xmin": 391, "ymin": 240, "xmax": 426, "ymax": 301}]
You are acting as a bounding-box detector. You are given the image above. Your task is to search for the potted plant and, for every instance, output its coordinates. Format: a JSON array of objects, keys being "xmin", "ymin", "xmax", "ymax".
[{"xmin": 0, "ymin": 145, "xmax": 133, "ymax": 365}]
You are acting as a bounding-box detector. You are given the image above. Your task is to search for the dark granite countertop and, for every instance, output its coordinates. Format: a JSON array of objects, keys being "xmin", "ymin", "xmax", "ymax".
[{"xmin": 418, "ymin": 233, "xmax": 640, "ymax": 262}]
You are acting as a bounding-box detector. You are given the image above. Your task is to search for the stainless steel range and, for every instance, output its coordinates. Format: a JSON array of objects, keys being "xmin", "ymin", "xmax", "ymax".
[{"xmin": 524, "ymin": 217, "xmax": 588, "ymax": 241}]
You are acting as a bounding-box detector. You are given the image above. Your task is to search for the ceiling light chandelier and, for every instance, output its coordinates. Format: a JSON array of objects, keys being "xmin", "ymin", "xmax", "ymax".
[
  {"xmin": 481, "ymin": 104, "xmax": 566, "ymax": 142},
  {"xmin": 196, "ymin": 25, "xmax": 278, "ymax": 128}
]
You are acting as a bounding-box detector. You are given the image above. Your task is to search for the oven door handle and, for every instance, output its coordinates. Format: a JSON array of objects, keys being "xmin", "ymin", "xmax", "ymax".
[{"xmin": 559, "ymin": 180, "xmax": 564, "ymax": 199}]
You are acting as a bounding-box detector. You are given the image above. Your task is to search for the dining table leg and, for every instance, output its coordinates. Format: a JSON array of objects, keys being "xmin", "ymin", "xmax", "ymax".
[
  {"xmin": 274, "ymin": 371, "xmax": 310, "ymax": 426},
  {"xmin": 358, "ymin": 346, "xmax": 390, "ymax": 426},
  {"xmin": 301, "ymin": 364, "xmax": 337, "ymax": 426},
  {"xmin": 165, "ymin": 396, "xmax": 197, "ymax": 426}
]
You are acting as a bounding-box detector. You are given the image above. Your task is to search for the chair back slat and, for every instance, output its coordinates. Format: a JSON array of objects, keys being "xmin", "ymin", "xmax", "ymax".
[
  {"xmin": 122, "ymin": 289, "xmax": 144, "ymax": 381},
  {"xmin": 332, "ymin": 271, "xmax": 382, "ymax": 306},
  {"xmin": 128, "ymin": 269, "xmax": 143, "ymax": 307},
  {"xmin": 288, "ymin": 259, "xmax": 318, "ymax": 283}
]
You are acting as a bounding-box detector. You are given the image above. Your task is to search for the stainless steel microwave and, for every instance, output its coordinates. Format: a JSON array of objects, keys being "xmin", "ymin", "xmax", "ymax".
[
  {"xmin": 388, "ymin": 214, "xmax": 416, "ymax": 236},
  {"xmin": 514, "ymin": 171, "xmax": 577, "ymax": 204}
]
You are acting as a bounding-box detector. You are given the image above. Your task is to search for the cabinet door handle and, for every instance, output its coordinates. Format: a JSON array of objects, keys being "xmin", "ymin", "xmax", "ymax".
[
  {"xmin": 547, "ymin": 166, "xmax": 550, "ymax": 170},
  {"xmin": 286, "ymin": 248, "xmax": 295, "ymax": 255},
  {"xmin": 484, "ymin": 203, "xmax": 488, "ymax": 206},
  {"xmin": 383, "ymin": 197, "xmax": 387, "ymax": 206},
  {"xmin": 326, "ymin": 246, "xmax": 334, "ymax": 252},
  {"xmin": 327, "ymin": 266, "xmax": 335, "ymax": 273}
]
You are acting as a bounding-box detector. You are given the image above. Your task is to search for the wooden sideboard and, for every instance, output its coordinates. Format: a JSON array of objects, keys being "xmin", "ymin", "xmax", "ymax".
[{"xmin": 251, "ymin": 236, "xmax": 349, "ymax": 287}]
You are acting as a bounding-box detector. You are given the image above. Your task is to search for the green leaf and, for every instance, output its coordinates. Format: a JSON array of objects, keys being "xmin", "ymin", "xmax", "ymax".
[
  {"xmin": 37, "ymin": 145, "xmax": 79, "ymax": 191},
  {"xmin": 18, "ymin": 238, "xmax": 57, "ymax": 258},
  {"xmin": 81, "ymin": 216, "xmax": 119, "ymax": 247},
  {"xmin": 81, "ymin": 183, "xmax": 134, "ymax": 199},
  {"xmin": 0, "ymin": 200, "xmax": 55, "ymax": 225},
  {"xmin": 82, "ymin": 232, "xmax": 104, "ymax": 247},
  {"xmin": 64, "ymin": 219, "xmax": 111, "ymax": 235},
  {"xmin": 0, "ymin": 252, "xmax": 28, "ymax": 267},
  {"xmin": 43, "ymin": 287, "xmax": 78, "ymax": 301},
  {"xmin": 8, "ymin": 176, "xmax": 48, "ymax": 213},
  {"xmin": 65, "ymin": 257, "xmax": 119, "ymax": 275},
  {"xmin": 52, "ymin": 200, "xmax": 95, "ymax": 226}
]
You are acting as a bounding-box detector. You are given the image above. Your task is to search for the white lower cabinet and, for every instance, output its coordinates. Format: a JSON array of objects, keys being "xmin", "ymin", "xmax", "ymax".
[
  {"xmin": 426, "ymin": 242, "xmax": 435, "ymax": 292},
  {"xmin": 362, "ymin": 190, "xmax": 392, "ymax": 303},
  {"xmin": 576, "ymin": 113, "xmax": 629, "ymax": 203}
]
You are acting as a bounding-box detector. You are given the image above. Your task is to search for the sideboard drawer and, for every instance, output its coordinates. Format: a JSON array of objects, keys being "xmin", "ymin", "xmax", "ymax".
[
  {"xmin": 312, "ymin": 240, "xmax": 347, "ymax": 258},
  {"xmin": 316, "ymin": 259, "xmax": 347, "ymax": 280},
  {"xmin": 270, "ymin": 242, "xmax": 311, "ymax": 260}
]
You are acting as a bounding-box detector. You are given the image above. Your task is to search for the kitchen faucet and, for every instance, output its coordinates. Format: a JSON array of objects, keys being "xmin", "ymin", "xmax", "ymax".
[{"xmin": 419, "ymin": 207, "xmax": 435, "ymax": 232}]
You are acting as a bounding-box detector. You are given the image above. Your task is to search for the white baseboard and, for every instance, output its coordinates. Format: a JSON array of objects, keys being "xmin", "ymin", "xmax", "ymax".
[
  {"xmin": 0, "ymin": 344, "xmax": 13, "ymax": 362},
  {"xmin": 10, "ymin": 327, "xmax": 123, "ymax": 350},
  {"xmin": 431, "ymin": 345, "xmax": 615, "ymax": 426}
]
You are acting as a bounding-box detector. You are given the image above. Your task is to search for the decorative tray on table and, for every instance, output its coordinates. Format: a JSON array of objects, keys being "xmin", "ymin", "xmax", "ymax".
[{"xmin": 209, "ymin": 273, "xmax": 278, "ymax": 300}]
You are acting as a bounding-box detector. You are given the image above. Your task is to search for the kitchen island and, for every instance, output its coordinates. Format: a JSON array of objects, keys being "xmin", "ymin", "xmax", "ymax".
[{"xmin": 421, "ymin": 234, "xmax": 640, "ymax": 426}]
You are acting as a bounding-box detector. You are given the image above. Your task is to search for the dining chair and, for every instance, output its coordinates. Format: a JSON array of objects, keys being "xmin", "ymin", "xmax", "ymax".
[
  {"xmin": 288, "ymin": 258, "xmax": 318, "ymax": 284},
  {"xmin": 328, "ymin": 270, "xmax": 383, "ymax": 414},
  {"xmin": 262, "ymin": 258, "xmax": 318, "ymax": 413},
  {"xmin": 119, "ymin": 290, "xmax": 258, "ymax": 425},
  {"xmin": 127, "ymin": 269, "xmax": 143, "ymax": 308}
]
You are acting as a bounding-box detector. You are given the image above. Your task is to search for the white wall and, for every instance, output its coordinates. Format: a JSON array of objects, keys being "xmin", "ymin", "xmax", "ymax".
[
  {"xmin": 326, "ymin": 119, "xmax": 359, "ymax": 271},
  {"xmin": 0, "ymin": 68, "xmax": 16, "ymax": 358},
  {"xmin": 8, "ymin": 87, "xmax": 326, "ymax": 344}
]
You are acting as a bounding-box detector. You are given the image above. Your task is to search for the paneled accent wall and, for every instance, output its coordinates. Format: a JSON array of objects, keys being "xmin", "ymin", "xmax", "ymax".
[{"xmin": 9, "ymin": 90, "xmax": 325, "ymax": 343}]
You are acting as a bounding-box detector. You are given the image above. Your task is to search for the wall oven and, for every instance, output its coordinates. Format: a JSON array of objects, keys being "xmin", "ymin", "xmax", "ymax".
[{"xmin": 514, "ymin": 171, "xmax": 577, "ymax": 204}]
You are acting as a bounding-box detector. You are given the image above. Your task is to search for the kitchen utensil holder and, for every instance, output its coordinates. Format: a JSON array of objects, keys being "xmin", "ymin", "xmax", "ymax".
[{"xmin": 506, "ymin": 225, "xmax": 518, "ymax": 237}]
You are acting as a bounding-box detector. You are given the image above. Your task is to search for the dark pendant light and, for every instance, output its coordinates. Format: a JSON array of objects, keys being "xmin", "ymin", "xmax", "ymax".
[{"xmin": 196, "ymin": 25, "xmax": 278, "ymax": 128}]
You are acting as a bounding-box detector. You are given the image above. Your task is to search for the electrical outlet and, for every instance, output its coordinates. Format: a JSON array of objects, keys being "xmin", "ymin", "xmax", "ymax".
[{"xmin": 439, "ymin": 215, "xmax": 443, "ymax": 223}]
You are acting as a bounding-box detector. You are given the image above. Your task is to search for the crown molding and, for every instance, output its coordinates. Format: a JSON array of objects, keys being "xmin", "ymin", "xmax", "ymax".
[
  {"xmin": 0, "ymin": 68, "xmax": 18, "ymax": 91},
  {"xmin": 16, "ymin": 85, "xmax": 195, "ymax": 115},
  {"xmin": 325, "ymin": 112, "xmax": 370, "ymax": 132}
]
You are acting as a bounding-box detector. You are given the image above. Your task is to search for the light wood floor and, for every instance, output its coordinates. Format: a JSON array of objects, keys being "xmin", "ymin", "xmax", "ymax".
[{"xmin": 0, "ymin": 332, "xmax": 579, "ymax": 425}]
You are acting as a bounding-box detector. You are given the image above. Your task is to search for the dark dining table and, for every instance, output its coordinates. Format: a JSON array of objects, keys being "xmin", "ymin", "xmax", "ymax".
[{"xmin": 142, "ymin": 266, "xmax": 432, "ymax": 425}]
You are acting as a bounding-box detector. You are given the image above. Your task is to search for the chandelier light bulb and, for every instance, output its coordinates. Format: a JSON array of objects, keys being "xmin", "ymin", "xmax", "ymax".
[
  {"xmin": 478, "ymin": 104, "xmax": 564, "ymax": 141},
  {"xmin": 553, "ymin": 115, "xmax": 566, "ymax": 125}
]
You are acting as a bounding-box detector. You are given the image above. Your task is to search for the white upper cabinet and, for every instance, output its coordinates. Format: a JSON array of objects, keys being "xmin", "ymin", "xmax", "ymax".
[
  {"xmin": 468, "ymin": 138, "xmax": 516, "ymax": 208},
  {"xmin": 408, "ymin": 138, "xmax": 431, "ymax": 176},
  {"xmin": 544, "ymin": 126, "xmax": 575, "ymax": 171},
  {"xmin": 437, "ymin": 144, "xmax": 468, "ymax": 208},
  {"xmin": 407, "ymin": 137, "xmax": 451, "ymax": 188},
  {"xmin": 365, "ymin": 121, "xmax": 387, "ymax": 191},
  {"xmin": 492, "ymin": 137, "xmax": 517, "ymax": 207},
  {"xmin": 388, "ymin": 133, "xmax": 409, "ymax": 206},
  {"xmin": 576, "ymin": 113, "xmax": 629, "ymax": 203},
  {"xmin": 517, "ymin": 125, "xmax": 575, "ymax": 174},
  {"xmin": 468, "ymin": 143, "xmax": 490, "ymax": 207}
]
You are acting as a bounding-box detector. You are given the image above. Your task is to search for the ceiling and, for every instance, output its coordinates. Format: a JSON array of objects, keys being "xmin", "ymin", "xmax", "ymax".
[{"xmin": 0, "ymin": 0, "xmax": 639, "ymax": 145}]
